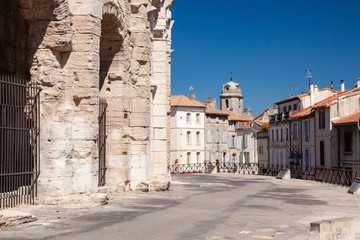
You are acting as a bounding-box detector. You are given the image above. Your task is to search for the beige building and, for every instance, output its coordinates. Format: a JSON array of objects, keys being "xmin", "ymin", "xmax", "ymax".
[
  {"xmin": 170, "ymin": 94, "xmax": 206, "ymax": 165},
  {"xmin": 205, "ymin": 98, "xmax": 229, "ymax": 164},
  {"xmin": 269, "ymin": 83, "xmax": 334, "ymax": 167},
  {"xmin": 312, "ymin": 81, "xmax": 360, "ymax": 169},
  {"xmin": 333, "ymin": 110, "xmax": 360, "ymax": 171},
  {"xmin": 1, "ymin": 0, "xmax": 174, "ymax": 206}
]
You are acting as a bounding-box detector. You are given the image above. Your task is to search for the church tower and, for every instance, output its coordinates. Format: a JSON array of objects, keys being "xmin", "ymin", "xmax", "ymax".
[{"xmin": 220, "ymin": 77, "xmax": 243, "ymax": 114}]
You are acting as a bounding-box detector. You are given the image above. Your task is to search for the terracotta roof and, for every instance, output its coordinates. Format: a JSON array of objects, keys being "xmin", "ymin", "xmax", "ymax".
[
  {"xmin": 291, "ymin": 87, "xmax": 360, "ymax": 118},
  {"xmin": 205, "ymin": 107, "xmax": 229, "ymax": 116},
  {"xmin": 226, "ymin": 111, "xmax": 254, "ymax": 121},
  {"xmin": 332, "ymin": 111, "xmax": 360, "ymax": 125},
  {"xmin": 255, "ymin": 120, "xmax": 269, "ymax": 126},
  {"xmin": 170, "ymin": 95, "xmax": 206, "ymax": 108},
  {"xmin": 254, "ymin": 110, "xmax": 265, "ymax": 120}
]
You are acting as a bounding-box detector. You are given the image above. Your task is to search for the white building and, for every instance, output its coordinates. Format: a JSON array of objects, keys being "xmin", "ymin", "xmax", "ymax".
[{"xmin": 170, "ymin": 94, "xmax": 206, "ymax": 165}]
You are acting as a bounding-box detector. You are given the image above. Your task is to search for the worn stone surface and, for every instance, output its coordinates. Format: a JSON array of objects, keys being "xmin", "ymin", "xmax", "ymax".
[
  {"xmin": 0, "ymin": 211, "xmax": 37, "ymax": 228},
  {"xmin": 0, "ymin": 0, "xmax": 173, "ymax": 199}
]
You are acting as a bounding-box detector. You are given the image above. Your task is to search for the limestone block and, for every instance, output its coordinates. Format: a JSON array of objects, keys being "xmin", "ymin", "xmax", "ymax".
[
  {"xmin": 348, "ymin": 178, "xmax": 360, "ymax": 194},
  {"xmin": 276, "ymin": 169, "xmax": 291, "ymax": 180},
  {"xmin": 152, "ymin": 104, "xmax": 168, "ymax": 116},
  {"xmin": 152, "ymin": 61, "xmax": 167, "ymax": 72},
  {"xmin": 66, "ymin": 52, "xmax": 99, "ymax": 70},
  {"xmin": 131, "ymin": 127, "xmax": 149, "ymax": 140},
  {"xmin": 68, "ymin": 0, "xmax": 103, "ymax": 18},
  {"xmin": 71, "ymin": 71, "xmax": 99, "ymax": 88},
  {"xmin": 38, "ymin": 176, "xmax": 74, "ymax": 196},
  {"xmin": 307, "ymin": 217, "xmax": 354, "ymax": 240},
  {"xmin": 152, "ymin": 92, "xmax": 168, "ymax": 105},
  {"xmin": 152, "ymin": 140, "xmax": 167, "ymax": 152},
  {"xmin": 151, "ymin": 72, "xmax": 168, "ymax": 82},
  {"xmin": 130, "ymin": 32, "xmax": 150, "ymax": 47},
  {"xmin": 151, "ymin": 150, "xmax": 167, "ymax": 159},
  {"xmin": 131, "ymin": 98, "xmax": 148, "ymax": 113},
  {"xmin": 71, "ymin": 15, "xmax": 101, "ymax": 36},
  {"xmin": 153, "ymin": 40, "xmax": 168, "ymax": 51},
  {"xmin": 0, "ymin": 211, "xmax": 37, "ymax": 228},
  {"xmin": 154, "ymin": 128, "xmax": 167, "ymax": 140},
  {"xmin": 152, "ymin": 116, "xmax": 167, "ymax": 128},
  {"xmin": 72, "ymin": 33, "xmax": 100, "ymax": 52},
  {"xmin": 130, "ymin": 113, "xmax": 149, "ymax": 127},
  {"xmin": 155, "ymin": 84, "xmax": 168, "ymax": 94},
  {"xmin": 132, "ymin": 46, "xmax": 150, "ymax": 62}
]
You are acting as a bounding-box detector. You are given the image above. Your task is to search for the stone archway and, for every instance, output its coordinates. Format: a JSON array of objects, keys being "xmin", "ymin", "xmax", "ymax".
[{"xmin": 98, "ymin": 1, "xmax": 130, "ymax": 188}]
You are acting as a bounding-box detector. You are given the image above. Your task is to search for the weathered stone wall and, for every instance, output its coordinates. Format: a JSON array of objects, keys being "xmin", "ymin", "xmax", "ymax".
[{"xmin": 2, "ymin": 0, "xmax": 173, "ymax": 197}]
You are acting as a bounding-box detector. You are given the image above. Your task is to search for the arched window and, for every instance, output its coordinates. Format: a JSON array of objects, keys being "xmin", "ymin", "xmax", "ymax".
[
  {"xmin": 225, "ymin": 99, "xmax": 229, "ymax": 108},
  {"xmin": 187, "ymin": 131, "xmax": 191, "ymax": 144}
]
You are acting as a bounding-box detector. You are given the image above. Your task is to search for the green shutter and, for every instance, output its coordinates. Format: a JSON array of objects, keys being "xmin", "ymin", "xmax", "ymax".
[
  {"xmin": 243, "ymin": 134, "xmax": 248, "ymax": 148},
  {"xmin": 247, "ymin": 152, "xmax": 250, "ymax": 164},
  {"xmin": 240, "ymin": 152, "xmax": 243, "ymax": 164}
]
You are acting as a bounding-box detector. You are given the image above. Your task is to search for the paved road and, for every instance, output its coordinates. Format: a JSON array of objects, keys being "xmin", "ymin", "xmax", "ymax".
[{"xmin": 1, "ymin": 174, "xmax": 360, "ymax": 240}]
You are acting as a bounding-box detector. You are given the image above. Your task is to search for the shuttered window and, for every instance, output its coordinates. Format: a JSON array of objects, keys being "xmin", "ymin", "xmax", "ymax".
[{"xmin": 243, "ymin": 134, "xmax": 248, "ymax": 148}]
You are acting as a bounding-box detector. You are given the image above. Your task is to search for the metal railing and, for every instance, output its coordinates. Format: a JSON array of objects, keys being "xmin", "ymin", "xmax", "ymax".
[
  {"xmin": 168, "ymin": 163, "xmax": 359, "ymax": 187},
  {"xmin": 168, "ymin": 163, "xmax": 208, "ymax": 174},
  {"xmin": 98, "ymin": 98, "xmax": 108, "ymax": 187},
  {"xmin": 0, "ymin": 75, "xmax": 41, "ymax": 209}
]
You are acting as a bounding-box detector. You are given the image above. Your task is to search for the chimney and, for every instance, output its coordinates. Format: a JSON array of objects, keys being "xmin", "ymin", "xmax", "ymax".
[
  {"xmin": 309, "ymin": 82, "xmax": 314, "ymax": 106},
  {"xmin": 356, "ymin": 78, "xmax": 360, "ymax": 88},
  {"xmin": 206, "ymin": 97, "xmax": 216, "ymax": 108},
  {"xmin": 190, "ymin": 92, "xmax": 196, "ymax": 101},
  {"xmin": 340, "ymin": 80, "xmax": 345, "ymax": 92},
  {"xmin": 331, "ymin": 80, "xmax": 334, "ymax": 90}
]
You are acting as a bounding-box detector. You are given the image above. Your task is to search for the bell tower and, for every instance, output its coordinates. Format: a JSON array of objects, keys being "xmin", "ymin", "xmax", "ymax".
[{"xmin": 220, "ymin": 76, "xmax": 243, "ymax": 114}]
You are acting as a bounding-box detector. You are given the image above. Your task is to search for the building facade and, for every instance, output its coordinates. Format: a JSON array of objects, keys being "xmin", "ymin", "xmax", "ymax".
[
  {"xmin": 170, "ymin": 95, "xmax": 206, "ymax": 165},
  {"xmin": 269, "ymin": 83, "xmax": 334, "ymax": 168},
  {"xmin": 205, "ymin": 98, "xmax": 229, "ymax": 164}
]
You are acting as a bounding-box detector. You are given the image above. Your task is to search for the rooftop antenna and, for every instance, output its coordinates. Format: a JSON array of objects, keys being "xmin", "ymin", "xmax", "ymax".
[
  {"xmin": 306, "ymin": 69, "xmax": 312, "ymax": 86},
  {"xmin": 294, "ymin": 82, "xmax": 300, "ymax": 95}
]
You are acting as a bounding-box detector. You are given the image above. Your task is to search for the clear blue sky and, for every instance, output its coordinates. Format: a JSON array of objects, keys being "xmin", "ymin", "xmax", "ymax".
[{"xmin": 170, "ymin": 0, "xmax": 360, "ymax": 116}]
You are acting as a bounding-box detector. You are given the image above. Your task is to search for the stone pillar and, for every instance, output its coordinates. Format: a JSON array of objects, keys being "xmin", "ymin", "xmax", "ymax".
[
  {"xmin": 149, "ymin": 1, "xmax": 174, "ymax": 190},
  {"xmin": 22, "ymin": 0, "xmax": 102, "ymax": 196}
]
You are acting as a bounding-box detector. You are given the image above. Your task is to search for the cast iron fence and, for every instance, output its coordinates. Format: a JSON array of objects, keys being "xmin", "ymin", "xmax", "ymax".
[
  {"xmin": 98, "ymin": 98, "xmax": 108, "ymax": 187},
  {"xmin": 168, "ymin": 163, "xmax": 359, "ymax": 187},
  {"xmin": 0, "ymin": 75, "xmax": 41, "ymax": 209}
]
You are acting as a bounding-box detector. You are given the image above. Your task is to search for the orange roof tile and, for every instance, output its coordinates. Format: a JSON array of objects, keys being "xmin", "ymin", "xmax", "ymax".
[
  {"xmin": 170, "ymin": 95, "xmax": 206, "ymax": 108},
  {"xmin": 226, "ymin": 111, "xmax": 254, "ymax": 121},
  {"xmin": 332, "ymin": 111, "xmax": 360, "ymax": 125},
  {"xmin": 205, "ymin": 107, "xmax": 229, "ymax": 116}
]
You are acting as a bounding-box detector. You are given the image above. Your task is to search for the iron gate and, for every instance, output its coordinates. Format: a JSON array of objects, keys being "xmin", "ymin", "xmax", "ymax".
[
  {"xmin": 0, "ymin": 75, "xmax": 41, "ymax": 209},
  {"xmin": 98, "ymin": 98, "xmax": 107, "ymax": 186}
]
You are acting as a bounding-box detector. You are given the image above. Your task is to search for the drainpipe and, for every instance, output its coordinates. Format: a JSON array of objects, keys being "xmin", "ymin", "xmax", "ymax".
[
  {"xmin": 289, "ymin": 120, "xmax": 291, "ymax": 169},
  {"xmin": 267, "ymin": 135, "xmax": 270, "ymax": 167},
  {"xmin": 314, "ymin": 113, "xmax": 317, "ymax": 169},
  {"xmin": 336, "ymin": 126, "xmax": 341, "ymax": 168},
  {"xmin": 300, "ymin": 119, "xmax": 303, "ymax": 170}
]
